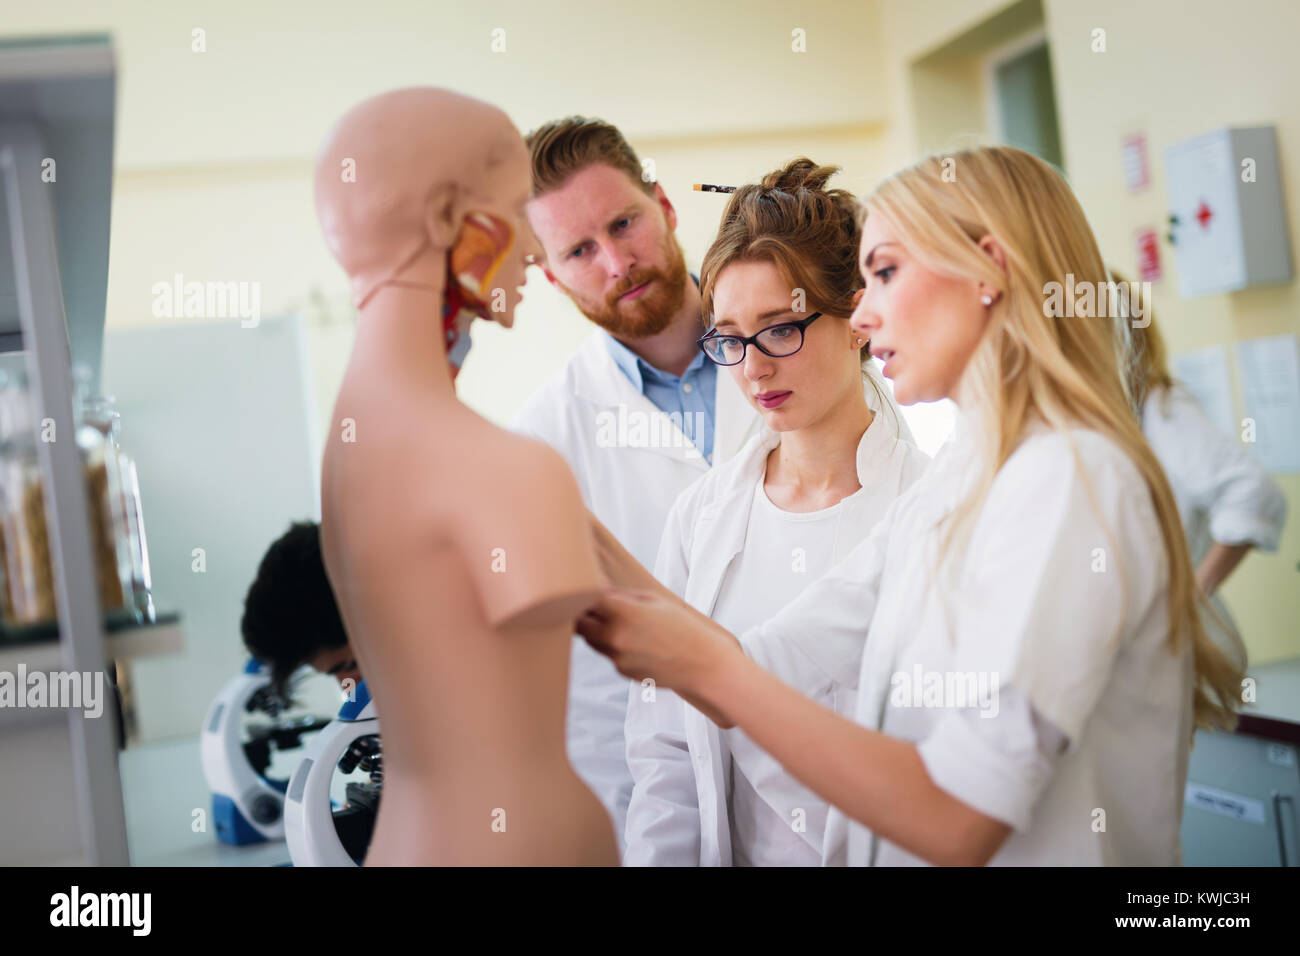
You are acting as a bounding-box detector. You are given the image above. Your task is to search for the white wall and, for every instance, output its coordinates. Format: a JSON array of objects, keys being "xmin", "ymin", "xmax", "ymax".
[
  {"xmin": 0, "ymin": 1, "xmax": 899, "ymax": 436},
  {"xmin": 6, "ymin": 1, "xmax": 886, "ymax": 168},
  {"xmin": 100, "ymin": 315, "xmax": 332, "ymax": 741}
]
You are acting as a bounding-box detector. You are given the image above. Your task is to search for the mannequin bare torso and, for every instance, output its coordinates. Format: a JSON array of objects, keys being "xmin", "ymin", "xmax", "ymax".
[
  {"xmin": 320, "ymin": 300, "xmax": 617, "ymax": 865},
  {"xmin": 314, "ymin": 88, "xmax": 618, "ymax": 865}
]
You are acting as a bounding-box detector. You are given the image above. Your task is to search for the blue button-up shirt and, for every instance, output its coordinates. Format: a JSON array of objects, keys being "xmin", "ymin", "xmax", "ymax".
[{"xmin": 601, "ymin": 324, "xmax": 717, "ymax": 464}]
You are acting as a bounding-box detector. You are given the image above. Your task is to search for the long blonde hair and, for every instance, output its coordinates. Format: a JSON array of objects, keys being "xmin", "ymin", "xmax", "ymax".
[
  {"xmin": 863, "ymin": 146, "xmax": 1240, "ymax": 732},
  {"xmin": 1109, "ymin": 267, "xmax": 1175, "ymax": 413}
]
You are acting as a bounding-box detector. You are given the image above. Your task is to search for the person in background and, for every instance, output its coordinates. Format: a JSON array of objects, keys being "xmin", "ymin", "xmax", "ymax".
[
  {"xmin": 241, "ymin": 520, "xmax": 361, "ymax": 700},
  {"xmin": 607, "ymin": 158, "xmax": 927, "ymax": 865},
  {"xmin": 1118, "ymin": 271, "xmax": 1287, "ymax": 666}
]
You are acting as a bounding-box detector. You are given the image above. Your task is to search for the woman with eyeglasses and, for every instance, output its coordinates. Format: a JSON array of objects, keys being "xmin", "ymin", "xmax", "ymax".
[{"xmin": 608, "ymin": 158, "xmax": 930, "ymax": 866}]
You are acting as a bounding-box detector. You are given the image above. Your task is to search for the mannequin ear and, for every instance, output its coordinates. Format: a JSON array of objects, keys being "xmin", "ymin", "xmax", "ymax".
[{"xmin": 424, "ymin": 180, "xmax": 466, "ymax": 250}]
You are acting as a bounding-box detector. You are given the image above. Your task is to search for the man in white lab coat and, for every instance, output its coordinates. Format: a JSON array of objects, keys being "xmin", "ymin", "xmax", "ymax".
[{"xmin": 511, "ymin": 118, "xmax": 762, "ymax": 849}]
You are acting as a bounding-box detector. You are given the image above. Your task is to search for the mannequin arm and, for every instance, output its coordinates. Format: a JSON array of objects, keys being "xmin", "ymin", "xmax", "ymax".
[
  {"xmin": 588, "ymin": 510, "xmax": 670, "ymax": 595},
  {"xmin": 459, "ymin": 440, "xmax": 605, "ymax": 632}
]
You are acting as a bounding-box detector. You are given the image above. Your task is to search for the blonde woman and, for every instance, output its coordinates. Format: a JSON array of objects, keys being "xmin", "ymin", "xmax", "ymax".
[
  {"xmin": 579, "ymin": 146, "xmax": 1242, "ymax": 866},
  {"xmin": 611, "ymin": 159, "xmax": 928, "ymax": 866},
  {"xmin": 1118, "ymin": 273, "xmax": 1286, "ymax": 668}
]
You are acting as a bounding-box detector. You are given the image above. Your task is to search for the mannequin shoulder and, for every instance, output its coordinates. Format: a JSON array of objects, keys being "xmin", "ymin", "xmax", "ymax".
[
  {"xmin": 436, "ymin": 423, "xmax": 585, "ymax": 513},
  {"xmin": 491, "ymin": 426, "xmax": 581, "ymax": 482},
  {"xmin": 441, "ymin": 427, "xmax": 601, "ymax": 624},
  {"xmin": 392, "ymin": 406, "xmax": 583, "ymax": 503}
]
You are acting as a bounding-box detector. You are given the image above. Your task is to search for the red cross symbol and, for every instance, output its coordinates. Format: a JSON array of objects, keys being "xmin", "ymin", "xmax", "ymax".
[{"xmin": 1196, "ymin": 201, "xmax": 1213, "ymax": 229}]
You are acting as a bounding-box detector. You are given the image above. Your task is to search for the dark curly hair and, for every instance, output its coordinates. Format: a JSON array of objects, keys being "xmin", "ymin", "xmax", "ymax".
[{"xmin": 241, "ymin": 521, "xmax": 348, "ymax": 701}]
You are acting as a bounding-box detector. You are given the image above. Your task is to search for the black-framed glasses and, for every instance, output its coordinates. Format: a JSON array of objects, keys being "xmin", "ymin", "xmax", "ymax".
[{"xmin": 697, "ymin": 312, "xmax": 823, "ymax": 366}]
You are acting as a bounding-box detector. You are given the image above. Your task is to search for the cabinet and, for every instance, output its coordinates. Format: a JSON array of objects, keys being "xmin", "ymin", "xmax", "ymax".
[
  {"xmin": 1164, "ymin": 126, "xmax": 1294, "ymax": 298},
  {"xmin": 0, "ymin": 34, "xmax": 180, "ymax": 866}
]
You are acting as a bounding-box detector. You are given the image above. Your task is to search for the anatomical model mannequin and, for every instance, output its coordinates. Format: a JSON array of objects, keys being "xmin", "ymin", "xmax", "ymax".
[{"xmin": 315, "ymin": 88, "xmax": 617, "ymax": 865}]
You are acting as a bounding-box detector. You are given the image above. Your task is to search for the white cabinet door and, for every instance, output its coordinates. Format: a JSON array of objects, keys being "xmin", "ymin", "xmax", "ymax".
[{"xmin": 1165, "ymin": 129, "xmax": 1246, "ymax": 298}]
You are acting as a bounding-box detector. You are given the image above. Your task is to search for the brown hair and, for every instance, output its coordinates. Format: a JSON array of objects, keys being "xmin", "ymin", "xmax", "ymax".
[
  {"xmin": 699, "ymin": 158, "xmax": 869, "ymax": 363},
  {"xmin": 525, "ymin": 116, "xmax": 653, "ymax": 199}
]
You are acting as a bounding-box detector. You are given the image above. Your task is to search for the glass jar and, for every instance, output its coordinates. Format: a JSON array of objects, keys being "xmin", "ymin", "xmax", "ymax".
[
  {"xmin": 76, "ymin": 394, "xmax": 134, "ymax": 618},
  {"xmin": 120, "ymin": 454, "xmax": 155, "ymax": 622},
  {"xmin": 0, "ymin": 371, "xmax": 14, "ymax": 628},
  {"xmin": 74, "ymin": 373, "xmax": 156, "ymax": 624},
  {"xmin": 0, "ymin": 373, "xmax": 57, "ymax": 627},
  {"xmin": 0, "ymin": 362, "xmax": 156, "ymax": 629}
]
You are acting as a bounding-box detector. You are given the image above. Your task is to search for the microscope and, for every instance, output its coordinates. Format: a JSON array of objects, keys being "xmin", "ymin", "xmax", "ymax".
[
  {"xmin": 284, "ymin": 678, "xmax": 382, "ymax": 865},
  {"xmin": 200, "ymin": 659, "xmax": 332, "ymax": 845}
]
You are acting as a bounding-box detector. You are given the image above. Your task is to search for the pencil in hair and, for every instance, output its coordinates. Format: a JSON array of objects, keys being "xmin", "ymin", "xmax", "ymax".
[{"xmin": 693, "ymin": 183, "xmax": 736, "ymax": 193}]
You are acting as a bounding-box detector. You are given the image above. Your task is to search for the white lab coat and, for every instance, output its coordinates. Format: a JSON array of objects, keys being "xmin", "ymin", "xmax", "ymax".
[
  {"xmin": 743, "ymin": 413, "xmax": 1194, "ymax": 865},
  {"xmin": 624, "ymin": 414, "xmax": 929, "ymax": 865},
  {"xmin": 511, "ymin": 331, "xmax": 763, "ymax": 847},
  {"xmin": 1142, "ymin": 384, "xmax": 1287, "ymax": 663}
]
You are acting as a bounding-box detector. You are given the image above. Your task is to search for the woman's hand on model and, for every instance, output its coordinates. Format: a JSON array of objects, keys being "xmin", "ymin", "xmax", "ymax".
[{"xmin": 577, "ymin": 586, "xmax": 742, "ymax": 728}]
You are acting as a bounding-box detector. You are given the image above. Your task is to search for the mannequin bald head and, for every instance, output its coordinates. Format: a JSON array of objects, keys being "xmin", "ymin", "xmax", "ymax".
[{"xmin": 313, "ymin": 87, "xmax": 539, "ymax": 325}]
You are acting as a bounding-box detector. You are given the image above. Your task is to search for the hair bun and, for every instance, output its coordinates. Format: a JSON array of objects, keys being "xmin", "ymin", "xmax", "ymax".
[{"xmin": 760, "ymin": 157, "xmax": 839, "ymax": 193}]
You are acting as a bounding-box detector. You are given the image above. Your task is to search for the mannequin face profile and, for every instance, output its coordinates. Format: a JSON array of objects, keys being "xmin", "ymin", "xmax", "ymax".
[
  {"xmin": 445, "ymin": 147, "xmax": 538, "ymax": 331},
  {"xmin": 313, "ymin": 88, "xmax": 541, "ymax": 359},
  {"xmin": 710, "ymin": 259, "xmax": 864, "ymax": 432}
]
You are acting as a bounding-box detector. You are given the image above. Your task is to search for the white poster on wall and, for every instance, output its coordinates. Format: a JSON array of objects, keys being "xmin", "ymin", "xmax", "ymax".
[
  {"xmin": 1234, "ymin": 334, "xmax": 1300, "ymax": 473},
  {"xmin": 1172, "ymin": 345, "xmax": 1236, "ymax": 439}
]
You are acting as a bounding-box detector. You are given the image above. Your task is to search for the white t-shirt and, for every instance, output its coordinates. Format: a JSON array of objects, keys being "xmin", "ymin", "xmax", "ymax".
[
  {"xmin": 625, "ymin": 410, "xmax": 931, "ymax": 867},
  {"xmin": 713, "ymin": 476, "xmax": 868, "ymax": 865}
]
